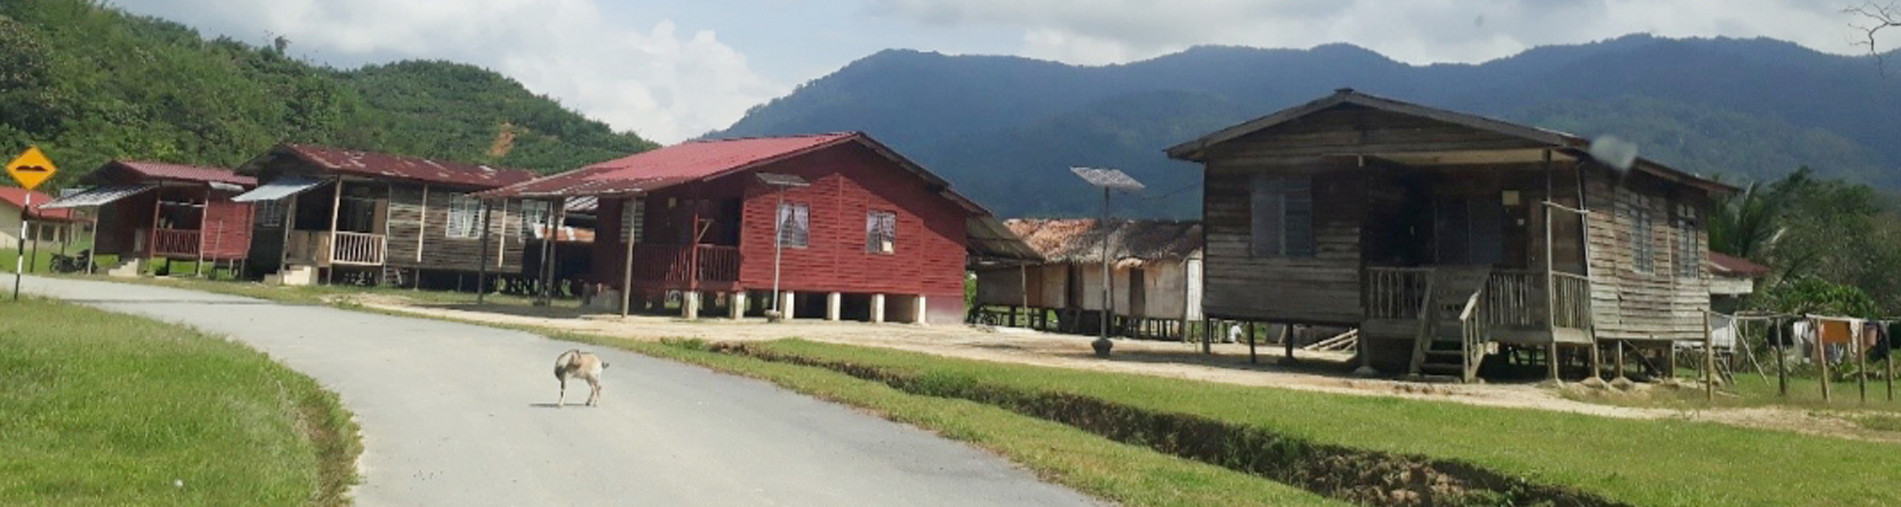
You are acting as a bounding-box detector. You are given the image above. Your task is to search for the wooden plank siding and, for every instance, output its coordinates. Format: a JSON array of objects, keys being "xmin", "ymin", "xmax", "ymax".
[
  {"xmin": 385, "ymin": 182, "xmax": 524, "ymax": 273},
  {"xmin": 1202, "ymin": 159, "xmax": 1364, "ymax": 324},
  {"xmin": 1583, "ymin": 170, "xmax": 1712, "ymax": 341}
]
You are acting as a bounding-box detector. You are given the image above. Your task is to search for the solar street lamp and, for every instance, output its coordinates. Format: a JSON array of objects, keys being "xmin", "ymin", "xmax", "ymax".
[
  {"xmin": 758, "ymin": 172, "xmax": 810, "ymax": 319},
  {"xmin": 1071, "ymin": 167, "xmax": 1145, "ymax": 357}
]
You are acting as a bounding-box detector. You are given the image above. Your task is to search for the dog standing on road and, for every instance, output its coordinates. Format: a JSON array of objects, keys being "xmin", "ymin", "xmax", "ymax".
[{"xmin": 553, "ymin": 349, "xmax": 609, "ymax": 407}]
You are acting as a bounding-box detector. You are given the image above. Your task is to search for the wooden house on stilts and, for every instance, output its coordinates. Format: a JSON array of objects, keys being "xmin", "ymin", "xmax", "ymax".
[
  {"xmin": 476, "ymin": 132, "xmax": 1036, "ymax": 323},
  {"xmin": 971, "ymin": 219, "xmax": 1203, "ymax": 339},
  {"xmin": 1166, "ymin": 90, "xmax": 1735, "ymax": 382},
  {"xmin": 41, "ymin": 161, "xmax": 258, "ymax": 276},
  {"xmin": 232, "ymin": 144, "xmax": 539, "ymax": 287}
]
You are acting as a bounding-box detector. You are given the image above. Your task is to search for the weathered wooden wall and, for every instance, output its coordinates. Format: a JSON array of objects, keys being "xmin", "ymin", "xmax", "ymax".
[
  {"xmin": 385, "ymin": 182, "xmax": 524, "ymax": 273},
  {"xmin": 1201, "ymin": 159, "xmax": 1365, "ymax": 324},
  {"xmin": 1584, "ymin": 168, "xmax": 1711, "ymax": 341}
]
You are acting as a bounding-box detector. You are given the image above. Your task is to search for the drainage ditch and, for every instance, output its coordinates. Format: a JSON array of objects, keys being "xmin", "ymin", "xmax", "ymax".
[{"xmin": 709, "ymin": 343, "xmax": 1623, "ymax": 507}]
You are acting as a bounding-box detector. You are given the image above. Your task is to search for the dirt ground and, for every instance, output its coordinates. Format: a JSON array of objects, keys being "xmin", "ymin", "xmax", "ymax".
[{"xmin": 345, "ymin": 294, "xmax": 1901, "ymax": 443}]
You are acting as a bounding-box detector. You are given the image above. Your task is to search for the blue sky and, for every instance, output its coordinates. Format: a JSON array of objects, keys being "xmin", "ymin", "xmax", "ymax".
[{"xmin": 113, "ymin": 1, "xmax": 1873, "ymax": 144}]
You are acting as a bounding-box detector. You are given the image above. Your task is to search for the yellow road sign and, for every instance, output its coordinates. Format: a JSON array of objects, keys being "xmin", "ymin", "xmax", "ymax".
[{"xmin": 6, "ymin": 147, "xmax": 58, "ymax": 191}]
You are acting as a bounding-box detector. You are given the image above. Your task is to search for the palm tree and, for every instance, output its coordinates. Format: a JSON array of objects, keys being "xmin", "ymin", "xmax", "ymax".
[{"xmin": 1708, "ymin": 180, "xmax": 1781, "ymax": 260}]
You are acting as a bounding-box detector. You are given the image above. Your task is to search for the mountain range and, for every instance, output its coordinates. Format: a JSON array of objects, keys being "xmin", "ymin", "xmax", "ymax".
[{"xmin": 714, "ymin": 36, "xmax": 1901, "ymax": 218}]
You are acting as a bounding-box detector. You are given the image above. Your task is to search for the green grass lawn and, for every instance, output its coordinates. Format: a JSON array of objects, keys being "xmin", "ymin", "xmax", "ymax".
[
  {"xmin": 692, "ymin": 339, "xmax": 1901, "ymax": 507},
  {"xmin": 0, "ymin": 297, "xmax": 360, "ymax": 505},
  {"xmin": 561, "ymin": 336, "xmax": 1338, "ymax": 507}
]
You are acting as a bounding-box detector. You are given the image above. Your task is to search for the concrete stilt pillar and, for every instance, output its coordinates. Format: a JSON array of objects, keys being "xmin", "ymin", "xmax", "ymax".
[
  {"xmin": 826, "ymin": 292, "xmax": 842, "ymax": 321},
  {"xmin": 729, "ymin": 292, "xmax": 747, "ymax": 320},
  {"xmin": 913, "ymin": 295, "xmax": 928, "ymax": 325},
  {"xmin": 780, "ymin": 291, "xmax": 796, "ymax": 320},
  {"xmin": 870, "ymin": 294, "xmax": 886, "ymax": 323},
  {"xmin": 683, "ymin": 291, "xmax": 701, "ymax": 320}
]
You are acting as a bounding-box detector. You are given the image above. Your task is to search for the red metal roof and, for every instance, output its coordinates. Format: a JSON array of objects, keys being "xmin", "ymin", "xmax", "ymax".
[
  {"xmin": 1708, "ymin": 252, "xmax": 1771, "ymax": 277},
  {"xmin": 477, "ymin": 133, "xmax": 859, "ymax": 198},
  {"xmin": 276, "ymin": 144, "xmax": 538, "ymax": 188},
  {"xmin": 105, "ymin": 161, "xmax": 256, "ymax": 186},
  {"xmin": 0, "ymin": 187, "xmax": 81, "ymax": 222}
]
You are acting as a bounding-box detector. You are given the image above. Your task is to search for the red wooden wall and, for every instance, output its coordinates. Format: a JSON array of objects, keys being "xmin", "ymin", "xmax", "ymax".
[
  {"xmin": 199, "ymin": 189, "xmax": 253, "ymax": 260},
  {"xmin": 582, "ymin": 141, "xmax": 971, "ymax": 320}
]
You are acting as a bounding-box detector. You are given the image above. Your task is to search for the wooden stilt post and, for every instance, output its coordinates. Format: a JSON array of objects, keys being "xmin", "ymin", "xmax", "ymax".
[
  {"xmin": 476, "ymin": 200, "xmax": 493, "ymax": 304},
  {"xmin": 325, "ymin": 178, "xmax": 342, "ymax": 285},
  {"xmin": 1857, "ymin": 321, "xmax": 1867, "ymax": 403},
  {"xmin": 1704, "ymin": 310, "xmax": 1715, "ymax": 402},
  {"xmin": 1589, "ymin": 340, "xmax": 1602, "ymax": 381},
  {"xmin": 620, "ymin": 198, "xmax": 637, "ymax": 318},
  {"xmin": 1775, "ymin": 317, "xmax": 1788, "ymax": 397},
  {"xmin": 1614, "ymin": 340, "xmax": 1626, "ymax": 381},
  {"xmin": 1818, "ymin": 318, "xmax": 1832, "ymax": 402},
  {"xmin": 1548, "ymin": 343, "xmax": 1561, "ymax": 382},
  {"xmin": 1247, "ymin": 323, "xmax": 1257, "ymax": 364},
  {"xmin": 1283, "ymin": 324, "xmax": 1296, "ymax": 363}
]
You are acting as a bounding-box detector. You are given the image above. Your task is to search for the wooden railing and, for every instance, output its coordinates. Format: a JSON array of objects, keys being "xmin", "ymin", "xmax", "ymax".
[
  {"xmin": 329, "ymin": 231, "xmax": 385, "ymax": 265},
  {"xmin": 1549, "ymin": 272, "xmax": 1592, "ymax": 330},
  {"xmin": 1458, "ymin": 289, "xmax": 1487, "ymax": 383},
  {"xmin": 1483, "ymin": 270, "xmax": 1543, "ymax": 328},
  {"xmin": 633, "ymin": 244, "xmax": 741, "ymax": 284},
  {"xmin": 1365, "ymin": 267, "xmax": 1433, "ymax": 319},
  {"xmin": 148, "ymin": 228, "xmax": 200, "ymax": 258}
]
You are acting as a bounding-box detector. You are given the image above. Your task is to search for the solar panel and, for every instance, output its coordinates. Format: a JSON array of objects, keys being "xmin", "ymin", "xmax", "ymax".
[
  {"xmin": 1070, "ymin": 167, "xmax": 1145, "ymax": 191},
  {"xmin": 756, "ymin": 172, "xmax": 811, "ymax": 188}
]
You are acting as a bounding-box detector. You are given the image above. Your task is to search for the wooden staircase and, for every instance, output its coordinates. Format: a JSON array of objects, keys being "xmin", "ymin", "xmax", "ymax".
[{"xmin": 1408, "ymin": 268, "xmax": 1492, "ymax": 382}]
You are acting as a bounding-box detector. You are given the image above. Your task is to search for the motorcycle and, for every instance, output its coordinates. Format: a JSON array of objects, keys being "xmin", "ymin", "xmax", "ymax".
[{"xmin": 50, "ymin": 249, "xmax": 94, "ymax": 274}]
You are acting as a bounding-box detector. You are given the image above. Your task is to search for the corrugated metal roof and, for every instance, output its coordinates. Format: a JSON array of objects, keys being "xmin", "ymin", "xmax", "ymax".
[
  {"xmin": 106, "ymin": 161, "xmax": 255, "ymax": 186},
  {"xmin": 0, "ymin": 187, "xmax": 84, "ymax": 221},
  {"xmin": 478, "ymin": 133, "xmax": 856, "ymax": 199},
  {"xmin": 1165, "ymin": 89, "xmax": 1737, "ymax": 195},
  {"xmin": 272, "ymin": 144, "xmax": 538, "ymax": 188},
  {"xmin": 1005, "ymin": 218, "xmax": 1201, "ymax": 266},
  {"xmin": 231, "ymin": 177, "xmax": 326, "ymax": 202},
  {"xmin": 39, "ymin": 184, "xmax": 156, "ymax": 210},
  {"xmin": 1708, "ymin": 252, "xmax": 1771, "ymax": 277}
]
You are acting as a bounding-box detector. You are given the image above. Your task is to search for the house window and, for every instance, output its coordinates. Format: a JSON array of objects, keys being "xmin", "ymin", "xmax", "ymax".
[
  {"xmin": 255, "ymin": 200, "xmax": 285, "ymax": 227},
  {"xmin": 1249, "ymin": 174, "xmax": 1314, "ymax": 258},
  {"xmin": 866, "ymin": 210, "xmax": 896, "ymax": 254},
  {"xmin": 1627, "ymin": 193, "xmax": 1656, "ymax": 274},
  {"xmin": 445, "ymin": 194, "xmax": 485, "ymax": 239},
  {"xmin": 777, "ymin": 202, "xmax": 809, "ymax": 248},
  {"xmin": 1675, "ymin": 205, "xmax": 1700, "ymax": 279},
  {"xmin": 620, "ymin": 198, "xmax": 644, "ymax": 244},
  {"xmin": 520, "ymin": 200, "xmax": 551, "ymax": 241}
]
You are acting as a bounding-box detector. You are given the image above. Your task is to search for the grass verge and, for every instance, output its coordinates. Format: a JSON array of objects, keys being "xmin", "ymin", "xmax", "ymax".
[
  {"xmin": 0, "ymin": 297, "xmax": 361, "ymax": 505},
  {"xmin": 555, "ymin": 334, "xmax": 1339, "ymax": 506},
  {"xmin": 697, "ymin": 339, "xmax": 1901, "ymax": 507}
]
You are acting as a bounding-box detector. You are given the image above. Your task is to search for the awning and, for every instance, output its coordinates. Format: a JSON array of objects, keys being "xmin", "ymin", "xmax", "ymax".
[
  {"xmin": 231, "ymin": 176, "xmax": 325, "ymax": 202},
  {"xmin": 40, "ymin": 184, "xmax": 156, "ymax": 209},
  {"xmin": 966, "ymin": 215, "xmax": 1042, "ymax": 262}
]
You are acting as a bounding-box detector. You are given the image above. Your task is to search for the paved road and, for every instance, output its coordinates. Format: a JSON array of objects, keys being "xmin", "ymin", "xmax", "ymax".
[{"xmin": 22, "ymin": 276, "xmax": 1097, "ymax": 506}]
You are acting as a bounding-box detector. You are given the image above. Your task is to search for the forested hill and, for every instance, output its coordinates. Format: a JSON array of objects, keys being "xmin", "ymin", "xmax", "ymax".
[
  {"xmin": 715, "ymin": 37, "xmax": 1901, "ymax": 218},
  {"xmin": 0, "ymin": 0, "xmax": 655, "ymax": 188}
]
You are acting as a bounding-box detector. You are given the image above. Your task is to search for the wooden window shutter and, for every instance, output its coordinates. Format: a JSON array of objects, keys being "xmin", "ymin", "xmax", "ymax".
[{"xmin": 1249, "ymin": 175, "xmax": 1313, "ymax": 258}]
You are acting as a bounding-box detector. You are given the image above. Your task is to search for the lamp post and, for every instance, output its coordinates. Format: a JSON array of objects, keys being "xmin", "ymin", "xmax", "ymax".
[
  {"xmin": 757, "ymin": 173, "xmax": 809, "ymax": 319},
  {"xmin": 1070, "ymin": 167, "xmax": 1144, "ymax": 357}
]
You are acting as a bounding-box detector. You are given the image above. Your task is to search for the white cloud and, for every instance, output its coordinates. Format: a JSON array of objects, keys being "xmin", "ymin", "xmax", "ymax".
[
  {"xmin": 117, "ymin": 0, "xmax": 785, "ymax": 144},
  {"xmin": 868, "ymin": 0, "xmax": 1869, "ymax": 66}
]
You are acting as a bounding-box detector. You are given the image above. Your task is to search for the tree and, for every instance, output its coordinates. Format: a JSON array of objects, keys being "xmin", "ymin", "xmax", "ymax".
[
  {"xmin": 1708, "ymin": 179, "xmax": 1781, "ymax": 260},
  {"xmin": 1848, "ymin": 2, "xmax": 1900, "ymax": 67}
]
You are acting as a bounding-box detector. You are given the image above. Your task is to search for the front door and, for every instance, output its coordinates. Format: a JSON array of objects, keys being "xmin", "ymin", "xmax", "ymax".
[{"xmin": 1434, "ymin": 193, "xmax": 1504, "ymax": 266}]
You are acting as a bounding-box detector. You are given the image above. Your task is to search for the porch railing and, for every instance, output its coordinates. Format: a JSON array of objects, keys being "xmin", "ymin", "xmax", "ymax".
[
  {"xmin": 1549, "ymin": 272, "xmax": 1592, "ymax": 330},
  {"xmin": 633, "ymin": 244, "xmax": 741, "ymax": 284},
  {"xmin": 148, "ymin": 228, "xmax": 200, "ymax": 258},
  {"xmin": 1458, "ymin": 289, "xmax": 1487, "ymax": 382},
  {"xmin": 1365, "ymin": 267, "xmax": 1433, "ymax": 320},
  {"xmin": 329, "ymin": 232, "xmax": 385, "ymax": 266},
  {"xmin": 1482, "ymin": 270, "xmax": 1543, "ymax": 328}
]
